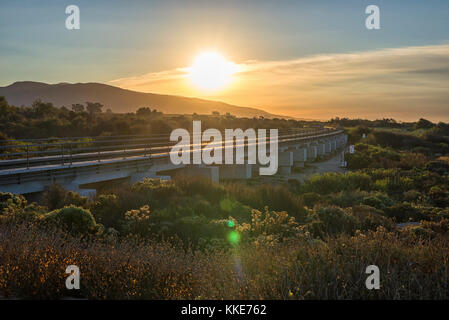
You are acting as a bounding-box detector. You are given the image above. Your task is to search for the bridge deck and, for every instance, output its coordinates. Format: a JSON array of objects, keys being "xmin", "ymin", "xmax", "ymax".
[{"xmin": 0, "ymin": 128, "xmax": 344, "ymax": 180}]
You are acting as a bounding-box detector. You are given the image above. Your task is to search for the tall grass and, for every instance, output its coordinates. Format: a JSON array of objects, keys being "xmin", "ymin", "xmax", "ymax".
[{"xmin": 0, "ymin": 221, "xmax": 447, "ymax": 299}]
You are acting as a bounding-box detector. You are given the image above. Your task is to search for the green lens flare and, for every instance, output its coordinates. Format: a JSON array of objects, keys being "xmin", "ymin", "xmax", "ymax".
[
  {"xmin": 227, "ymin": 231, "xmax": 240, "ymax": 245},
  {"xmin": 226, "ymin": 220, "xmax": 235, "ymax": 228}
]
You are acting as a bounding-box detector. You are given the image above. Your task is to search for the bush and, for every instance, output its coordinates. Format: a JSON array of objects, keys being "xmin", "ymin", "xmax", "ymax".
[
  {"xmin": 309, "ymin": 206, "xmax": 359, "ymax": 237},
  {"xmin": 0, "ymin": 192, "xmax": 44, "ymax": 221},
  {"xmin": 425, "ymin": 160, "xmax": 449, "ymax": 175},
  {"xmin": 0, "ymin": 192, "xmax": 28, "ymax": 213},
  {"xmin": 383, "ymin": 203, "xmax": 422, "ymax": 223},
  {"xmin": 302, "ymin": 172, "xmax": 372, "ymax": 195},
  {"xmin": 239, "ymin": 206, "xmax": 300, "ymax": 241},
  {"xmin": 91, "ymin": 194, "xmax": 122, "ymax": 229},
  {"xmin": 428, "ymin": 186, "xmax": 449, "ymax": 207},
  {"xmin": 226, "ymin": 183, "xmax": 307, "ymax": 222},
  {"xmin": 351, "ymin": 205, "xmax": 395, "ymax": 231},
  {"xmin": 121, "ymin": 205, "xmax": 153, "ymax": 236},
  {"xmin": 132, "ymin": 178, "xmax": 181, "ymax": 208},
  {"xmin": 374, "ymin": 176, "xmax": 414, "ymax": 197},
  {"xmin": 174, "ymin": 175, "xmax": 224, "ymax": 203},
  {"xmin": 301, "ymin": 192, "xmax": 322, "ymax": 207},
  {"xmin": 362, "ymin": 192, "xmax": 395, "ymax": 210},
  {"xmin": 43, "ymin": 205, "xmax": 97, "ymax": 234},
  {"xmin": 42, "ymin": 183, "xmax": 89, "ymax": 210},
  {"xmin": 327, "ymin": 191, "xmax": 366, "ymax": 208}
]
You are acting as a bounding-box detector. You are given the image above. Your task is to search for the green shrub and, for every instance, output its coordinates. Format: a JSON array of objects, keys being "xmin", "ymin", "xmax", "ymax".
[
  {"xmin": 41, "ymin": 183, "xmax": 89, "ymax": 210},
  {"xmin": 350, "ymin": 205, "xmax": 395, "ymax": 231},
  {"xmin": 383, "ymin": 203, "xmax": 422, "ymax": 223},
  {"xmin": 327, "ymin": 191, "xmax": 366, "ymax": 208},
  {"xmin": 425, "ymin": 160, "xmax": 449, "ymax": 175},
  {"xmin": 0, "ymin": 192, "xmax": 28, "ymax": 213},
  {"xmin": 428, "ymin": 186, "xmax": 449, "ymax": 207},
  {"xmin": 0, "ymin": 192, "xmax": 44, "ymax": 221},
  {"xmin": 239, "ymin": 206, "xmax": 300, "ymax": 241},
  {"xmin": 362, "ymin": 192, "xmax": 395, "ymax": 210},
  {"xmin": 226, "ymin": 183, "xmax": 307, "ymax": 222},
  {"xmin": 301, "ymin": 192, "xmax": 322, "ymax": 207},
  {"xmin": 309, "ymin": 206, "xmax": 359, "ymax": 237},
  {"xmin": 43, "ymin": 205, "xmax": 97, "ymax": 234},
  {"xmin": 174, "ymin": 175, "xmax": 224, "ymax": 203},
  {"xmin": 121, "ymin": 205, "xmax": 153, "ymax": 236},
  {"xmin": 374, "ymin": 176, "xmax": 414, "ymax": 197},
  {"xmin": 302, "ymin": 172, "xmax": 372, "ymax": 195},
  {"xmin": 91, "ymin": 194, "xmax": 122, "ymax": 229},
  {"xmin": 132, "ymin": 178, "xmax": 181, "ymax": 207}
]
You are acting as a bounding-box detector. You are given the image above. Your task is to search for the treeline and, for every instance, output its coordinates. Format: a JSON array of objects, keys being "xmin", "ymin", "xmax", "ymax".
[
  {"xmin": 345, "ymin": 125, "xmax": 449, "ymax": 156},
  {"xmin": 0, "ymin": 96, "xmax": 315, "ymax": 141},
  {"xmin": 329, "ymin": 117, "xmax": 449, "ymax": 131}
]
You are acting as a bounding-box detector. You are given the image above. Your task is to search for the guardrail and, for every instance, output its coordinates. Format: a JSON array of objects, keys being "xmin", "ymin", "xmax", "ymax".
[{"xmin": 0, "ymin": 127, "xmax": 341, "ymax": 172}]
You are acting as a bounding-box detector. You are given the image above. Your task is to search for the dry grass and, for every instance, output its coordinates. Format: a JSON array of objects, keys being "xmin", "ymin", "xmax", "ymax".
[{"xmin": 1, "ymin": 221, "xmax": 448, "ymax": 299}]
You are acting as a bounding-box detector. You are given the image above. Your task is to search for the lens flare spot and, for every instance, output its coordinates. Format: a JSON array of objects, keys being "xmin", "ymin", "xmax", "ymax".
[
  {"xmin": 227, "ymin": 231, "xmax": 240, "ymax": 245},
  {"xmin": 226, "ymin": 220, "xmax": 235, "ymax": 228}
]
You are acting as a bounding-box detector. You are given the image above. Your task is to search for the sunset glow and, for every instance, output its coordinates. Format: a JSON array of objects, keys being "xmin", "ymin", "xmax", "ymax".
[{"xmin": 188, "ymin": 51, "xmax": 240, "ymax": 91}]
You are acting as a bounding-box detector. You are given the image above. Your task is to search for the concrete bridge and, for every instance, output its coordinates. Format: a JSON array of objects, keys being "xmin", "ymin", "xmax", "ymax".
[{"xmin": 0, "ymin": 127, "xmax": 347, "ymax": 196}]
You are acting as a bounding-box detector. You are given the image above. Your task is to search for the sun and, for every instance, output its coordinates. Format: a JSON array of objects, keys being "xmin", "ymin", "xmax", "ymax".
[{"xmin": 188, "ymin": 51, "xmax": 240, "ymax": 91}]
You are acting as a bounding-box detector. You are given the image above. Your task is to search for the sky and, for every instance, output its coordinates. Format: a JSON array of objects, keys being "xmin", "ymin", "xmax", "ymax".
[{"xmin": 0, "ymin": 0, "xmax": 448, "ymax": 121}]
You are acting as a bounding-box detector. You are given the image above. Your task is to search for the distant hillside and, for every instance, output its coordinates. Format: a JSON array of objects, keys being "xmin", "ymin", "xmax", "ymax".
[{"xmin": 0, "ymin": 81, "xmax": 289, "ymax": 119}]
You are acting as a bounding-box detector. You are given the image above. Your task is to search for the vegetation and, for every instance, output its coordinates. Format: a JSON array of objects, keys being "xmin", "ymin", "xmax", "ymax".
[
  {"xmin": 1, "ymin": 106, "xmax": 449, "ymax": 299},
  {"xmin": 0, "ymin": 96, "xmax": 318, "ymax": 141}
]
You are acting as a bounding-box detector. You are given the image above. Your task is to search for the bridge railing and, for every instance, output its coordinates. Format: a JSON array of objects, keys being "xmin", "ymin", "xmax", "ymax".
[{"xmin": 0, "ymin": 127, "xmax": 340, "ymax": 171}]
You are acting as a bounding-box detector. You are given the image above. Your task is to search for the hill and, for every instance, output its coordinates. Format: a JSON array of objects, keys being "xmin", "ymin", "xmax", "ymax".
[{"xmin": 0, "ymin": 81, "xmax": 287, "ymax": 119}]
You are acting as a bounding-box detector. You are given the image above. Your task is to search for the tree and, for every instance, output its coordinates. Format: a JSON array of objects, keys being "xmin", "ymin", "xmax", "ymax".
[
  {"xmin": 71, "ymin": 103, "xmax": 85, "ymax": 113},
  {"xmin": 136, "ymin": 107, "xmax": 152, "ymax": 117},
  {"xmin": 32, "ymin": 100, "xmax": 55, "ymax": 118},
  {"xmin": 414, "ymin": 118, "xmax": 434, "ymax": 130},
  {"xmin": 86, "ymin": 102, "xmax": 103, "ymax": 114}
]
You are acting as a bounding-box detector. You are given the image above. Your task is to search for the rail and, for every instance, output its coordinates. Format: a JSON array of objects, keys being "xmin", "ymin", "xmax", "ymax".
[{"xmin": 0, "ymin": 127, "xmax": 342, "ymax": 172}]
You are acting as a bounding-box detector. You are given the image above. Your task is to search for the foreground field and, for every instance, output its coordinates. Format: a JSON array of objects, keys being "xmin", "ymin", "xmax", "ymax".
[
  {"xmin": 1, "ymin": 220, "xmax": 448, "ymax": 299},
  {"xmin": 1, "ymin": 122, "xmax": 449, "ymax": 299}
]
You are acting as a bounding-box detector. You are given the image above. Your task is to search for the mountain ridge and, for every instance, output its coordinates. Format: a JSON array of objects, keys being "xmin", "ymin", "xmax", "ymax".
[{"xmin": 0, "ymin": 81, "xmax": 294, "ymax": 119}]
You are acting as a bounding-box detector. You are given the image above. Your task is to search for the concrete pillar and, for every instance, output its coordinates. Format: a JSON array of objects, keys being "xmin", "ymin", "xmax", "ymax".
[
  {"xmin": 179, "ymin": 166, "xmax": 219, "ymax": 183},
  {"xmin": 325, "ymin": 140, "xmax": 332, "ymax": 153},
  {"xmin": 292, "ymin": 147, "xmax": 307, "ymax": 162},
  {"xmin": 291, "ymin": 147, "xmax": 307, "ymax": 168},
  {"xmin": 279, "ymin": 166, "xmax": 292, "ymax": 175},
  {"xmin": 332, "ymin": 140, "xmax": 337, "ymax": 151},
  {"xmin": 307, "ymin": 145, "xmax": 317, "ymax": 160},
  {"xmin": 279, "ymin": 151, "xmax": 293, "ymax": 166},
  {"xmin": 337, "ymin": 134, "xmax": 348, "ymax": 148},
  {"xmin": 278, "ymin": 151, "xmax": 293, "ymax": 175},
  {"xmin": 294, "ymin": 161, "xmax": 304, "ymax": 168},
  {"xmin": 336, "ymin": 136, "xmax": 344, "ymax": 148},
  {"xmin": 317, "ymin": 142, "xmax": 326, "ymax": 156},
  {"xmin": 220, "ymin": 164, "xmax": 252, "ymax": 180}
]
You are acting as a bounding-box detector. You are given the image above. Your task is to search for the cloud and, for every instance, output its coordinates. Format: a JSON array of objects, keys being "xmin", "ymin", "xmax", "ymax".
[{"xmin": 109, "ymin": 44, "xmax": 449, "ymax": 121}]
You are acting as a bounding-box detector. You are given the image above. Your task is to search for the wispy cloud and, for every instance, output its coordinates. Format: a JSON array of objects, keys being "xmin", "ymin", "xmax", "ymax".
[{"xmin": 110, "ymin": 44, "xmax": 449, "ymax": 121}]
